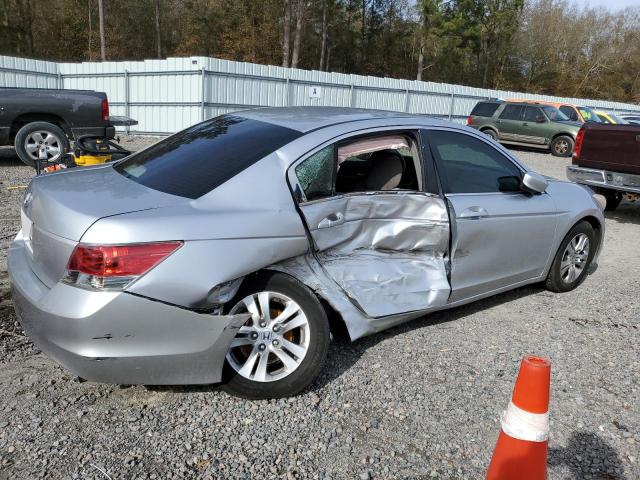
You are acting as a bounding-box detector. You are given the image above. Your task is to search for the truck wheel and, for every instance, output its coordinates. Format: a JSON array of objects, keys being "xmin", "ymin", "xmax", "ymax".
[
  {"xmin": 14, "ymin": 122, "xmax": 70, "ymax": 168},
  {"xmin": 550, "ymin": 135, "xmax": 574, "ymax": 157},
  {"xmin": 601, "ymin": 190, "xmax": 623, "ymax": 211}
]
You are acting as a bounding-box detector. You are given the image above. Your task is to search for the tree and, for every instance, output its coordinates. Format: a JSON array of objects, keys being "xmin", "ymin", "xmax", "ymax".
[
  {"xmin": 282, "ymin": 0, "xmax": 291, "ymax": 67},
  {"xmin": 98, "ymin": 0, "xmax": 106, "ymax": 60},
  {"xmin": 291, "ymin": 0, "xmax": 305, "ymax": 68},
  {"xmin": 154, "ymin": 0, "xmax": 161, "ymax": 59}
]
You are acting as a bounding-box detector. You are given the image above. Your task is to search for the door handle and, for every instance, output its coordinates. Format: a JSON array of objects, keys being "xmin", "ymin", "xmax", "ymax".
[
  {"xmin": 522, "ymin": 122, "xmax": 529, "ymax": 126},
  {"xmin": 458, "ymin": 206, "xmax": 488, "ymax": 220},
  {"xmin": 317, "ymin": 212, "xmax": 344, "ymax": 229}
]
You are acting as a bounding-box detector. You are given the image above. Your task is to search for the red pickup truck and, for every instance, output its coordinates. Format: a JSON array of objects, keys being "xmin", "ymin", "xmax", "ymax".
[{"xmin": 567, "ymin": 123, "xmax": 640, "ymax": 210}]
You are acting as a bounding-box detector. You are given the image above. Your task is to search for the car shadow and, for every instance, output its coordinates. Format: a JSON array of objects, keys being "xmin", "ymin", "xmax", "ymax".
[
  {"xmin": 0, "ymin": 147, "xmax": 25, "ymax": 167},
  {"xmin": 151, "ymin": 283, "xmax": 545, "ymax": 397},
  {"xmin": 310, "ymin": 283, "xmax": 544, "ymax": 391},
  {"xmin": 605, "ymin": 202, "xmax": 640, "ymax": 225},
  {"xmin": 548, "ymin": 431, "xmax": 627, "ymax": 479}
]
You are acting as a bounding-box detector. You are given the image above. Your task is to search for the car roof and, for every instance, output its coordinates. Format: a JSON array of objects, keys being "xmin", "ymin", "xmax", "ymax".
[{"xmin": 235, "ymin": 106, "xmax": 446, "ymax": 133}]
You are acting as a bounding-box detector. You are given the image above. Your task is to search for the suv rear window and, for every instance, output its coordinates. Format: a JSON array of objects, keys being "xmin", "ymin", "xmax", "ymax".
[
  {"xmin": 114, "ymin": 115, "xmax": 302, "ymax": 199},
  {"xmin": 470, "ymin": 102, "xmax": 501, "ymax": 117}
]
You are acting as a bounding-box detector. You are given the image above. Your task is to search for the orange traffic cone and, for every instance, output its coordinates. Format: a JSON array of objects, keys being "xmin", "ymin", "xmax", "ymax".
[{"xmin": 486, "ymin": 355, "xmax": 551, "ymax": 480}]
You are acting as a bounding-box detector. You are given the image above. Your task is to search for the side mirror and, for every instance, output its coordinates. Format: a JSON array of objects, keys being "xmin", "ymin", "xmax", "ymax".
[
  {"xmin": 521, "ymin": 171, "xmax": 548, "ymax": 194},
  {"xmin": 536, "ymin": 115, "xmax": 546, "ymax": 123}
]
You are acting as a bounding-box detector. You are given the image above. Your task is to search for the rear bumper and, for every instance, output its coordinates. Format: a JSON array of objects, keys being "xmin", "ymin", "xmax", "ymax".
[
  {"xmin": 8, "ymin": 233, "xmax": 248, "ymax": 385},
  {"xmin": 567, "ymin": 165, "xmax": 640, "ymax": 194},
  {"xmin": 71, "ymin": 126, "xmax": 116, "ymax": 140}
]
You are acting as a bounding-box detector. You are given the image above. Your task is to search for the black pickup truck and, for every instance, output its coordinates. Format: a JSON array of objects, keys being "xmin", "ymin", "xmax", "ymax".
[{"xmin": 0, "ymin": 87, "xmax": 134, "ymax": 167}]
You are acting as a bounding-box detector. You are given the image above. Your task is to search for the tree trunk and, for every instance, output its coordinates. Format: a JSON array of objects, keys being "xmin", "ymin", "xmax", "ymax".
[
  {"xmin": 361, "ymin": 0, "xmax": 366, "ymax": 66},
  {"xmin": 291, "ymin": 0, "xmax": 304, "ymax": 68},
  {"xmin": 319, "ymin": 0, "xmax": 328, "ymax": 70},
  {"xmin": 416, "ymin": 38, "xmax": 424, "ymax": 81},
  {"xmin": 282, "ymin": 0, "xmax": 291, "ymax": 67},
  {"xmin": 154, "ymin": 0, "xmax": 162, "ymax": 59},
  {"xmin": 98, "ymin": 0, "xmax": 106, "ymax": 61},
  {"xmin": 88, "ymin": 0, "xmax": 93, "ymax": 60}
]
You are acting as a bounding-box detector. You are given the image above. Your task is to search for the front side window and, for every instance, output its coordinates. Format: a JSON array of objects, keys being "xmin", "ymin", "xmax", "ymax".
[
  {"xmin": 429, "ymin": 130, "xmax": 522, "ymax": 194},
  {"xmin": 294, "ymin": 132, "xmax": 422, "ymax": 202},
  {"xmin": 114, "ymin": 115, "xmax": 301, "ymax": 199},
  {"xmin": 523, "ymin": 106, "xmax": 544, "ymax": 122},
  {"xmin": 543, "ymin": 106, "xmax": 569, "ymax": 121},
  {"xmin": 559, "ymin": 106, "xmax": 579, "ymax": 121},
  {"xmin": 578, "ymin": 107, "xmax": 603, "ymax": 123},
  {"xmin": 499, "ymin": 105, "xmax": 524, "ymax": 120}
]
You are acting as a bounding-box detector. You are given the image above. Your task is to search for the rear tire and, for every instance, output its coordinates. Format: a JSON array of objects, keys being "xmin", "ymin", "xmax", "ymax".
[
  {"xmin": 550, "ymin": 135, "xmax": 574, "ymax": 157},
  {"xmin": 481, "ymin": 128, "xmax": 498, "ymax": 141},
  {"xmin": 222, "ymin": 272, "xmax": 330, "ymax": 399},
  {"xmin": 545, "ymin": 221, "xmax": 596, "ymax": 293},
  {"xmin": 14, "ymin": 121, "xmax": 70, "ymax": 168},
  {"xmin": 600, "ymin": 189, "xmax": 623, "ymax": 211}
]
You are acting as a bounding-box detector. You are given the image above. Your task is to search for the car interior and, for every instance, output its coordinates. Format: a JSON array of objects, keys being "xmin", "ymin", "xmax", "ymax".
[{"xmin": 335, "ymin": 134, "xmax": 421, "ymax": 194}]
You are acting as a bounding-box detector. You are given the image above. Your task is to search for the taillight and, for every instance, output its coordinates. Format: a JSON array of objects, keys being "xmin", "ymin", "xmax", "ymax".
[
  {"xmin": 101, "ymin": 98, "xmax": 109, "ymax": 121},
  {"xmin": 64, "ymin": 241, "xmax": 182, "ymax": 290},
  {"xmin": 572, "ymin": 127, "xmax": 585, "ymax": 163},
  {"xmin": 467, "ymin": 115, "xmax": 473, "ymax": 125}
]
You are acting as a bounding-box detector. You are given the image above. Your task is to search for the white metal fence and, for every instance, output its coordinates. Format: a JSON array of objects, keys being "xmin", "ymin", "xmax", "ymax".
[{"xmin": 2, "ymin": 54, "xmax": 640, "ymax": 135}]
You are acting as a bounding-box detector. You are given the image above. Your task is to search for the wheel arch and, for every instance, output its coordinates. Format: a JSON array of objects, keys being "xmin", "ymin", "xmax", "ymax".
[
  {"xmin": 479, "ymin": 126, "xmax": 498, "ymax": 135},
  {"xmin": 578, "ymin": 215, "xmax": 603, "ymax": 253},
  {"xmin": 243, "ymin": 268, "xmax": 351, "ymax": 341},
  {"xmin": 551, "ymin": 131, "xmax": 577, "ymax": 141},
  {"xmin": 10, "ymin": 113, "xmax": 71, "ymax": 142}
]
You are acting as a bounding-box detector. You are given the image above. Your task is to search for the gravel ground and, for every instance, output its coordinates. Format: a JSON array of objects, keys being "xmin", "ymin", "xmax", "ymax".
[{"xmin": 0, "ymin": 139, "xmax": 638, "ymax": 480}]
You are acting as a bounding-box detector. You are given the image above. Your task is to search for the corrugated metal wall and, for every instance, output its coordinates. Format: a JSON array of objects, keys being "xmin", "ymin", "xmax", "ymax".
[{"xmin": 2, "ymin": 54, "xmax": 640, "ymax": 134}]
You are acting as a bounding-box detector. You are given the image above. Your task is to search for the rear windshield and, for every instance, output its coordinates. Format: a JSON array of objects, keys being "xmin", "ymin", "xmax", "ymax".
[
  {"xmin": 470, "ymin": 102, "xmax": 501, "ymax": 118},
  {"xmin": 114, "ymin": 115, "xmax": 302, "ymax": 198}
]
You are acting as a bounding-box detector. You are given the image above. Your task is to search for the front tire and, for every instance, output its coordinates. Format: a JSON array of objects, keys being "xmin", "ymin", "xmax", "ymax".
[
  {"xmin": 550, "ymin": 135, "xmax": 574, "ymax": 157},
  {"xmin": 545, "ymin": 221, "xmax": 596, "ymax": 293},
  {"xmin": 14, "ymin": 121, "xmax": 70, "ymax": 168},
  {"xmin": 222, "ymin": 272, "xmax": 330, "ymax": 399}
]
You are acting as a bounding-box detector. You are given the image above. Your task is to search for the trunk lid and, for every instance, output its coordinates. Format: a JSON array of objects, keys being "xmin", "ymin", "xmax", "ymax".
[{"xmin": 21, "ymin": 165, "xmax": 186, "ymax": 287}]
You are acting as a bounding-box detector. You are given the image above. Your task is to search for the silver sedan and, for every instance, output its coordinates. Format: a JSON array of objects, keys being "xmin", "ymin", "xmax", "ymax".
[{"xmin": 9, "ymin": 107, "xmax": 605, "ymax": 399}]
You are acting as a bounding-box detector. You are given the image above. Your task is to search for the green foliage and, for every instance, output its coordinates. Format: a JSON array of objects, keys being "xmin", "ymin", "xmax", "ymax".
[{"xmin": 0, "ymin": 0, "xmax": 639, "ymax": 103}]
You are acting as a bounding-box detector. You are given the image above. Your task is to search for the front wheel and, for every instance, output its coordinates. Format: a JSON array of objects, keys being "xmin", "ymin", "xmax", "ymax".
[
  {"xmin": 550, "ymin": 135, "xmax": 574, "ymax": 157},
  {"xmin": 545, "ymin": 221, "xmax": 596, "ymax": 293},
  {"xmin": 222, "ymin": 272, "xmax": 330, "ymax": 399}
]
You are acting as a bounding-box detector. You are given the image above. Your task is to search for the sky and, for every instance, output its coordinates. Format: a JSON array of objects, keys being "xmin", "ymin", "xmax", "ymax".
[{"xmin": 585, "ymin": 0, "xmax": 640, "ymax": 10}]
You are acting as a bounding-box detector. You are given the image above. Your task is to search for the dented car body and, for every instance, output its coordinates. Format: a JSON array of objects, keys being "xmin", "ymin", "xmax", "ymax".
[{"xmin": 9, "ymin": 107, "xmax": 605, "ymax": 397}]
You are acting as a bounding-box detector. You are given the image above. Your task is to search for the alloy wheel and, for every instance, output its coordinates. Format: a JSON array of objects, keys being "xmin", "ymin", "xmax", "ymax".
[
  {"xmin": 560, "ymin": 233, "xmax": 590, "ymax": 283},
  {"xmin": 226, "ymin": 291, "xmax": 310, "ymax": 382},
  {"xmin": 24, "ymin": 131, "xmax": 63, "ymax": 163},
  {"xmin": 554, "ymin": 139, "xmax": 569, "ymax": 155}
]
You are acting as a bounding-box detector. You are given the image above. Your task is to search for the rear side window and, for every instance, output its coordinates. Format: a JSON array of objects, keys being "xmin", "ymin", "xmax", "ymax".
[
  {"xmin": 114, "ymin": 115, "xmax": 302, "ymax": 199},
  {"xmin": 471, "ymin": 102, "xmax": 501, "ymax": 118},
  {"xmin": 499, "ymin": 105, "xmax": 523, "ymax": 120}
]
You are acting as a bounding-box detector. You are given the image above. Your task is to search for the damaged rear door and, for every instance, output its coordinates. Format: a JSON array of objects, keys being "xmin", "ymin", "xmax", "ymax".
[{"xmin": 289, "ymin": 130, "xmax": 451, "ymax": 318}]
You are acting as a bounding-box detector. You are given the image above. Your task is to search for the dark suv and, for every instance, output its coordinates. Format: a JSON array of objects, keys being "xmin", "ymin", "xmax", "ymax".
[{"xmin": 467, "ymin": 100, "xmax": 582, "ymax": 157}]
